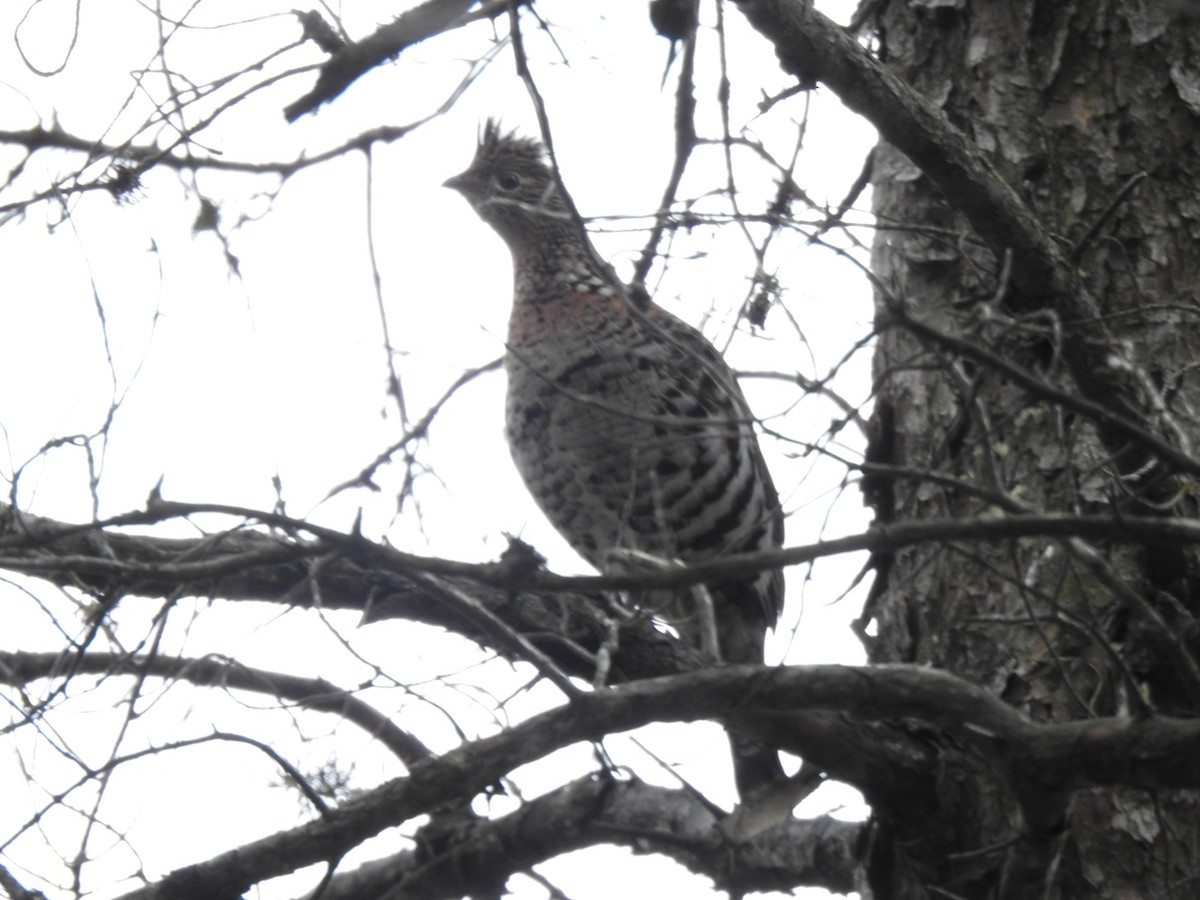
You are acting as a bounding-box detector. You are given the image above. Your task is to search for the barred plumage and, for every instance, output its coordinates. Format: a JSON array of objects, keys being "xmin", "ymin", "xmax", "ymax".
[{"xmin": 446, "ymin": 121, "xmax": 785, "ymax": 797}]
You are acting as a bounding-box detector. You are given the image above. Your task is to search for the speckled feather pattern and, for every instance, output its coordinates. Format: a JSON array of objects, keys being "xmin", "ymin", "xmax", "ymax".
[{"xmin": 447, "ymin": 121, "xmax": 783, "ymax": 667}]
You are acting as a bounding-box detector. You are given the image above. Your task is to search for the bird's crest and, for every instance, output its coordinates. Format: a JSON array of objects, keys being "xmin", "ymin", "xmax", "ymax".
[{"xmin": 477, "ymin": 118, "xmax": 546, "ymax": 168}]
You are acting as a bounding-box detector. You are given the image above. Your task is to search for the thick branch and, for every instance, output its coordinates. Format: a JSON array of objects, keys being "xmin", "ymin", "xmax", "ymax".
[
  {"xmin": 0, "ymin": 503, "xmax": 701, "ymax": 683},
  {"xmin": 283, "ymin": 0, "xmax": 475, "ymax": 121},
  {"xmin": 307, "ymin": 777, "xmax": 860, "ymax": 899},
  {"xmin": 4, "ymin": 502, "xmax": 1199, "ymax": 692},
  {"xmin": 109, "ymin": 663, "xmax": 1200, "ymax": 899},
  {"xmin": 8, "ymin": 502, "xmax": 1200, "ymax": 598}
]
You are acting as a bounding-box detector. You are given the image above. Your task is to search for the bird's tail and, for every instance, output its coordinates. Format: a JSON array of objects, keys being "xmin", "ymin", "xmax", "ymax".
[{"xmin": 730, "ymin": 732, "xmax": 787, "ymax": 799}]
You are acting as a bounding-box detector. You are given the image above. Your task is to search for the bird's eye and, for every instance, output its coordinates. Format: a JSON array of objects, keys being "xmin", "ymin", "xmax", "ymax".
[{"xmin": 495, "ymin": 172, "xmax": 521, "ymax": 192}]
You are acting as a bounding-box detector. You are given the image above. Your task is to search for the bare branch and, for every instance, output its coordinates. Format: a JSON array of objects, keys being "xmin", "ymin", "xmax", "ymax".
[
  {"xmin": 0, "ymin": 863, "xmax": 48, "ymax": 900},
  {"xmin": 283, "ymin": 0, "xmax": 475, "ymax": 121},
  {"xmin": 307, "ymin": 777, "xmax": 861, "ymax": 900},
  {"xmin": 4, "ymin": 502, "xmax": 1200, "ymax": 647},
  {"xmin": 0, "ymin": 651, "xmax": 433, "ymax": 767},
  {"xmin": 107, "ymin": 663, "xmax": 1200, "ymax": 899}
]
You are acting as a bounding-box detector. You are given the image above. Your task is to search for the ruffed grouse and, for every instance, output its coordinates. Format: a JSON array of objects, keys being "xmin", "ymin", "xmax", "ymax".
[{"xmin": 445, "ymin": 121, "xmax": 785, "ymax": 798}]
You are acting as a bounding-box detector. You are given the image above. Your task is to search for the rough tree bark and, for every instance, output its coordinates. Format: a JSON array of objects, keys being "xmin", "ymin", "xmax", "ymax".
[{"xmin": 856, "ymin": 0, "xmax": 1200, "ymax": 896}]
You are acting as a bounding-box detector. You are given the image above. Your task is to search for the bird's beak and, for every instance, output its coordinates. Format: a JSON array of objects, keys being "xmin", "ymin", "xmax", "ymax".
[{"xmin": 443, "ymin": 172, "xmax": 470, "ymax": 193}]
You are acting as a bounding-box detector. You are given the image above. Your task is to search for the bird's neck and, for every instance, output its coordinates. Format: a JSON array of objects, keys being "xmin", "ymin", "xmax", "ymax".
[{"xmin": 511, "ymin": 230, "xmax": 623, "ymax": 306}]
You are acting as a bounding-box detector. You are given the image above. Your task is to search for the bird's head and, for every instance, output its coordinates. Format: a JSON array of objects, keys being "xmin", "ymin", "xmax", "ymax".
[{"xmin": 444, "ymin": 120, "xmax": 573, "ymax": 251}]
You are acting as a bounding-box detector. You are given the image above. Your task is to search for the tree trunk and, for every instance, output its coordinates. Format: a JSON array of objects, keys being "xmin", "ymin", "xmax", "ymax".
[{"xmin": 865, "ymin": 0, "xmax": 1200, "ymax": 896}]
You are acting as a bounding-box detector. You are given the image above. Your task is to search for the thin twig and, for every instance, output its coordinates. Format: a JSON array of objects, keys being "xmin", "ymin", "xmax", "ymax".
[{"xmin": 1070, "ymin": 171, "xmax": 1148, "ymax": 262}]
